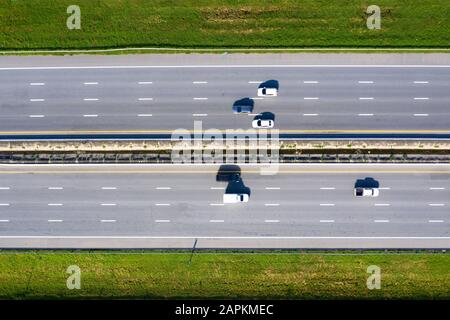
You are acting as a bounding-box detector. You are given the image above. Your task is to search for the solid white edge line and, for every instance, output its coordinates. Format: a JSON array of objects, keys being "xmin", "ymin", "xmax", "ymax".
[
  {"xmin": 0, "ymin": 236, "xmax": 449, "ymax": 239},
  {"xmin": 3, "ymin": 65, "xmax": 450, "ymax": 71}
]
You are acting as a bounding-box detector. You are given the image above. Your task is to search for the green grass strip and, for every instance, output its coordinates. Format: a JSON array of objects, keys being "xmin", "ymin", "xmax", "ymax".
[
  {"xmin": 0, "ymin": 252, "xmax": 448, "ymax": 299},
  {"xmin": 0, "ymin": 0, "xmax": 449, "ymax": 51}
]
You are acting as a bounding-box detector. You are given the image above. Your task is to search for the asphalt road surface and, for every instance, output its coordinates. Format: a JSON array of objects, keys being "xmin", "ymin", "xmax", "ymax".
[
  {"xmin": 0, "ymin": 163, "xmax": 448, "ymax": 248},
  {"xmin": 1, "ymin": 54, "xmax": 450, "ymax": 137}
]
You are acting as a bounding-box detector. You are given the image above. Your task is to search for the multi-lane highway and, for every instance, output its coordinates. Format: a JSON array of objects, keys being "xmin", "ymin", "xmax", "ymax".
[
  {"xmin": 1, "ymin": 54, "xmax": 450, "ymax": 138},
  {"xmin": 0, "ymin": 163, "xmax": 448, "ymax": 248}
]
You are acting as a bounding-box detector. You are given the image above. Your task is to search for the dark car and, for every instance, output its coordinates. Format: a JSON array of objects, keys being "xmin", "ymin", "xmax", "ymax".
[
  {"xmin": 232, "ymin": 98, "xmax": 254, "ymax": 114},
  {"xmin": 232, "ymin": 104, "xmax": 253, "ymax": 114}
]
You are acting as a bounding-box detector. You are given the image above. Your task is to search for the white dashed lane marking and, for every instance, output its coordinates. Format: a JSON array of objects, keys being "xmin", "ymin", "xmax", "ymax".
[
  {"xmin": 0, "ymin": 220, "xmax": 9, "ymax": 222},
  {"xmin": 320, "ymin": 203, "xmax": 335, "ymax": 206},
  {"xmin": 0, "ymin": 187, "xmax": 10, "ymax": 190},
  {"xmin": 320, "ymin": 187, "xmax": 335, "ymax": 190},
  {"xmin": 155, "ymin": 219, "xmax": 170, "ymax": 223},
  {"xmin": 29, "ymin": 99, "xmax": 45, "ymax": 102},
  {"xmin": 264, "ymin": 220, "xmax": 280, "ymax": 223},
  {"xmin": 156, "ymin": 187, "xmax": 172, "ymax": 190},
  {"xmin": 359, "ymin": 97, "xmax": 374, "ymax": 100},
  {"xmin": 29, "ymin": 83, "xmax": 45, "ymax": 86},
  {"xmin": 193, "ymin": 81, "xmax": 208, "ymax": 84},
  {"xmin": 414, "ymin": 97, "xmax": 429, "ymax": 100},
  {"xmin": 193, "ymin": 97, "xmax": 208, "ymax": 100},
  {"xmin": 358, "ymin": 81, "xmax": 374, "ymax": 84},
  {"xmin": 358, "ymin": 114, "xmax": 374, "ymax": 116},
  {"xmin": 414, "ymin": 114, "xmax": 429, "ymax": 117},
  {"xmin": 429, "ymin": 204, "xmax": 445, "ymax": 207},
  {"xmin": 83, "ymin": 82, "xmax": 98, "ymax": 85},
  {"xmin": 83, "ymin": 98, "xmax": 99, "ymax": 101},
  {"xmin": 138, "ymin": 81, "xmax": 153, "ymax": 85},
  {"xmin": 137, "ymin": 114, "xmax": 153, "ymax": 117},
  {"xmin": 303, "ymin": 113, "xmax": 319, "ymax": 116},
  {"xmin": 264, "ymin": 203, "xmax": 280, "ymax": 207},
  {"xmin": 101, "ymin": 187, "xmax": 117, "ymax": 190},
  {"xmin": 374, "ymin": 220, "xmax": 390, "ymax": 223},
  {"xmin": 48, "ymin": 219, "xmax": 63, "ymax": 223},
  {"xmin": 101, "ymin": 220, "xmax": 116, "ymax": 223},
  {"xmin": 48, "ymin": 187, "xmax": 63, "ymax": 190},
  {"xmin": 0, "ymin": 203, "xmax": 10, "ymax": 206},
  {"xmin": 83, "ymin": 114, "xmax": 98, "ymax": 117},
  {"xmin": 155, "ymin": 203, "xmax": 171, "ymax": 206},
  {"xmin": 47, "ymin": 203, "xmax": 63, "ymax": 206},
  {"xmin": 209, "ymin": 220, "xmax": 224, "ymax": 223},
  {"xmin": 303, "ymin": 81, "xmax": 319, "ymax": 84},
  {"xmin": 138, "ymin": 98, "xmax": 153, "ymax": 101},
  {"xmin": 265, "ymin": 187, "xmax": 281, "ymax": 190},
  {"xmin": 29, "ymin": 115, "xmax": 45, "ymax": 118},
  {"xmin": 429, "ymin": 220, "xmax": 444, "ymax": 223},
  {"xmin": 429, "ymin": 187, "xmax": 445, "ymax": 190},
  {"xmin": 414, "ymin": 81, "xmax": 429, "ymax": 84},
  {"xmin": 304, "ymin": 97, "xmax": 319, "ymax": 100},
  {"xmin": 320, "ymin": 220, "xmax": 335, "ymax": 223},
  {"xmin": 210, "ymin": 203, "xmax": 225, "ymax": 206},
  {"xmin": 101, "ymin": 203, "xmax": 117, "ymax": 206},
  {"xmin": 374, "ymin": 203, "xmax": 390, "ymax": 207}
]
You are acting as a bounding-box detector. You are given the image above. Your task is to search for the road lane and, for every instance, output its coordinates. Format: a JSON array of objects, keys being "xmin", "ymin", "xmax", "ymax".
[
  {"xmin": 0, "ymin": 163, "xmax": 448, "ymax": 248},
  {"xmin": 1, "ymin": 64, "xmax": 450, "ymax": 136}
]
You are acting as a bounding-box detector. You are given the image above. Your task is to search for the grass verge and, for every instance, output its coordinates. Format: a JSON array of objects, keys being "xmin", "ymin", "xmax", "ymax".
[
  {"xmin": 0, "ymin": 0, "xmax": 449, "ymax": 51},
  {"xmin": 0, "ymin": 252, "xmax": 448, "ymax": 299}
]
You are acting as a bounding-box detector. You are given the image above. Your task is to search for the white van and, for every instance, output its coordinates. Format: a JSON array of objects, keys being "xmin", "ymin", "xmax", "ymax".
[
  {"xmin": 223, "ymin": 193, "xmax": 249, "ymax": 203},
  {"xmin": 257, "ymin": 87, "xmax": 278, "ymax": 97}
]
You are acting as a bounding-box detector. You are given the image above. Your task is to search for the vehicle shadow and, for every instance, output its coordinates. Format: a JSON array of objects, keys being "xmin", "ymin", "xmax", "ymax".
[
  {"xmin": 259, "ymin": 80, "xmax": 279, "ymax": 90},
  {"xmin": 354, "ymin": 177, "xmax": 380, "ymax": 188},
  {"xmin": 253, "ymin": 111, "xmax": 275, "ymax": 121},
  {"xmin": 225, "ymin": 179, "xmax": 251, "ymax": 197}
]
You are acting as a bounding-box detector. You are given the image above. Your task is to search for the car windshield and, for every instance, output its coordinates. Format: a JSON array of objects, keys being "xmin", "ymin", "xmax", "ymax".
[{"xmin": 356, "ymin": 189, "xmax": 363, "ymax": 196}]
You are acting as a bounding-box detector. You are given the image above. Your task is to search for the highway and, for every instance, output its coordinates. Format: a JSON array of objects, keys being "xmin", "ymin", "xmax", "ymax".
[
  {"xmin": 1, "ymin": 54, "xmax": 450, "ymax": 137},
  {"xmin": 0, "ymin": 163, "xmax": 448, "ymax": 249}
]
